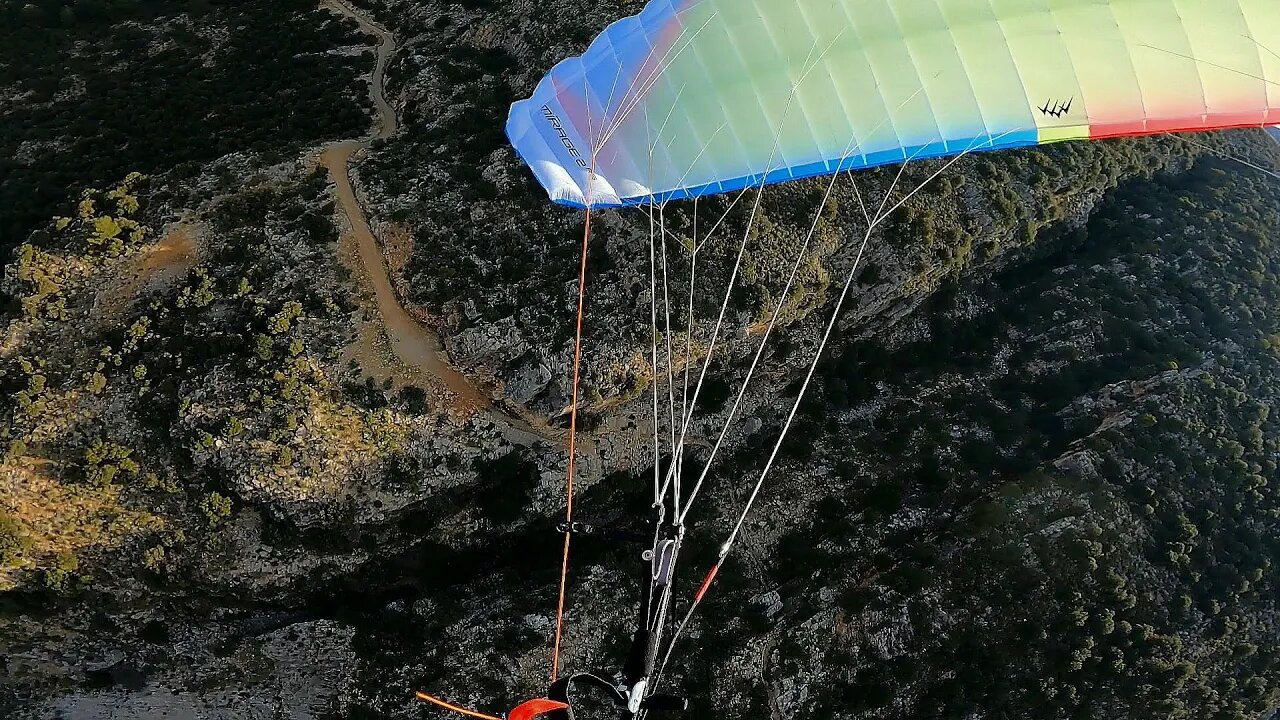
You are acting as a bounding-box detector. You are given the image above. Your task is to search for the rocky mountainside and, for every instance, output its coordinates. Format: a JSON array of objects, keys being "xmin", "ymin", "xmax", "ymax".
[{"xmin": 2, "ymin": 1, "xmax": 1279, "ymax": 719}]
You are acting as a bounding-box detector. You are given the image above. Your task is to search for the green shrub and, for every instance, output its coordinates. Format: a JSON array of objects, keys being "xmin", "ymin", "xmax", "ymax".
[
  {"xmin": 199, "ymin": 492, "xmax": 233, "ymax": 529},
  {"xmin": 0, "ymin": 511, "xmax": 33, "ymax": 566}
]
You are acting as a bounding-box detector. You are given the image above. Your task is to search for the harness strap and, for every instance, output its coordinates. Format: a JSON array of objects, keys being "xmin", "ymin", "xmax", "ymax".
[
  {"xmin": 548, "ymin": 672, "xmax": 627, "ymax": 707},
  {"xmin": 508, "ymin": 698, "xmax": 570, "ymax": 720}
]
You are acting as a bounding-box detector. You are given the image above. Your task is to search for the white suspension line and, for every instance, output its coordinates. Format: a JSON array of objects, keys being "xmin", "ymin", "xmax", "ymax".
[
  {"xmin": 1165, "ymin": 131, "xmax": 1280, "ymax": 181},
  {"xmin": 640, "ymin": 90, "xmax": 710, "ymax": 514},
  {"xmin": 598, "ymin": 11, "xmax": 722, "ymax": 154},
  {"xmin": 719, "ymin": 131, "xmax": 1018, "ymax": 554},
  {"xmin": 648, "ymin": 201, "xmax": 663, "ymax": 509},
  {"xmin": 648, "ymin": 136, "xmax": 742, "ymax": 509},
  {"xmin": 659, "ymin": 204, "xmax": 680, "ymax": 515},
  {"xmin": 592, "ymin": 62, "xmax": 626, "ymax": 153},
  {"xmin": 645, "ymin": 76, "xmax": 931, "ymax": 704},
  {"xmin": 676, "ymin": 139, "xmax": 863, "ymax": 523},
  {"xmin": 672, "ymin": 83, "xmax": 936, "ymax": 522},
  {"xmin": 644, "ymin": 120, "xmax": 731, "ymax": 513},
  {"xmin": 678, "ymin": 198, "xmax": 698, "ymax": 491},
  {"xmin": 653, "ymin": 130, "xmax": 1021, "ymax": 689},
  {"xmin": 694, "ymin": 187, "xmax": 751, "ymax": 255},
  {"xmin": 660, "ymin": 36, "xmax": 839, "ymax": 499},
  {"xmin": 642, "ymin": 100, "xmax": 665, "ymax": 512},
  {"xmin": 649, "ymin": 161, "xmax": 907, "ymax": 691},
  {"xmin": 633, "ymin": 39, "xmax": 849, "ymax": 705}
]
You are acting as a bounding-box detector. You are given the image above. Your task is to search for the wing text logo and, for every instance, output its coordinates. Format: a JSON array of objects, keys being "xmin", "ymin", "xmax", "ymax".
[
  {"xmin": 1039, "ymin": 97, "xmax": 1074, "ymax": 118},
  {"xmin": 541, "ymin": 105, "xmax": 590, "ymax": 169}
]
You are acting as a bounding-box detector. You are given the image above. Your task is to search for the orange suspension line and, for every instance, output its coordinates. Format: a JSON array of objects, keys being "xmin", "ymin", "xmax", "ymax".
[
  {"xmin": 414, "ymin": 691, "xmax": 503, "ymax": 720},
  {"xmin": 552, "ymin": 170, "xmax": 596, "ymax": 682}
]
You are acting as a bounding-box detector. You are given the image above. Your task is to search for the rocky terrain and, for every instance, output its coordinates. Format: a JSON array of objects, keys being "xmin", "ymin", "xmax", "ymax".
[{"xmin": 2, "ymin": 1, "xmax": 1279, "ymax": 719}]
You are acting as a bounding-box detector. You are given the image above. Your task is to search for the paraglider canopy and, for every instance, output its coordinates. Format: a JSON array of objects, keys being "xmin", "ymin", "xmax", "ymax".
[
  {"xmin": 422, "ymin": 2, "xmax": 1280, "ymax": 719},
  {"xmin": 505, "ymin": 0, "xmax": 1280, "ymax": 208}
]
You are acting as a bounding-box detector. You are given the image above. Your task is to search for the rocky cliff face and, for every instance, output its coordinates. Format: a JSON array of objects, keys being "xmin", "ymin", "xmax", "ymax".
[{"xmin": 3, "ymin": 1, "xmax": 1280, "ymax": 719}]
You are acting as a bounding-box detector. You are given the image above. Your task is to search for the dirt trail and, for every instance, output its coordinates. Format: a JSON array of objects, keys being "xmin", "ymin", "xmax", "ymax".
[
  {"xmin": 325, "ymin": 142, "xmax": 486, "ymax": 410},
  {"xmin": 317, "ymin": 0, "xmax": 565, "ymax": 444},
  {"xmin": 318, "ymin": 0, "xmax": 476, "ymax": 405}
]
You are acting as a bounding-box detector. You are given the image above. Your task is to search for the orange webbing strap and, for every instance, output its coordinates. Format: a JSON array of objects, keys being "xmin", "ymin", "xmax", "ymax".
[
  {"xmin": 694, "ymin": 562, "xmax": 722, "ymax": 604},
  {"xmin": 509, "ymin": 698, "xmax": 570, "ymax": 720},
  {"xmin": 552, "ymin": 177, "xmax": 596, "ymax": 683},
  {"xmin": 414, "ymin": 691, "xmax": 503, "ymax": 720}
]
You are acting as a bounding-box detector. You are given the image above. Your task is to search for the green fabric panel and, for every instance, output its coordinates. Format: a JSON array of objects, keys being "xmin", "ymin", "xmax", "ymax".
[
  {"xmin": 940, "ymin": 0, "xmax": 1037, "ymax": 136},
  {"xmin": 1175, "ymin": 0, "xmax": 1267, "ymax": 116},
  {"xmin": 1112, "ymin": 0, "xmax": 1204, "ymax": 122},
  {"xmin": 1239, "ymin": 0, "xmax": 1280, "ymax": 115}
]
